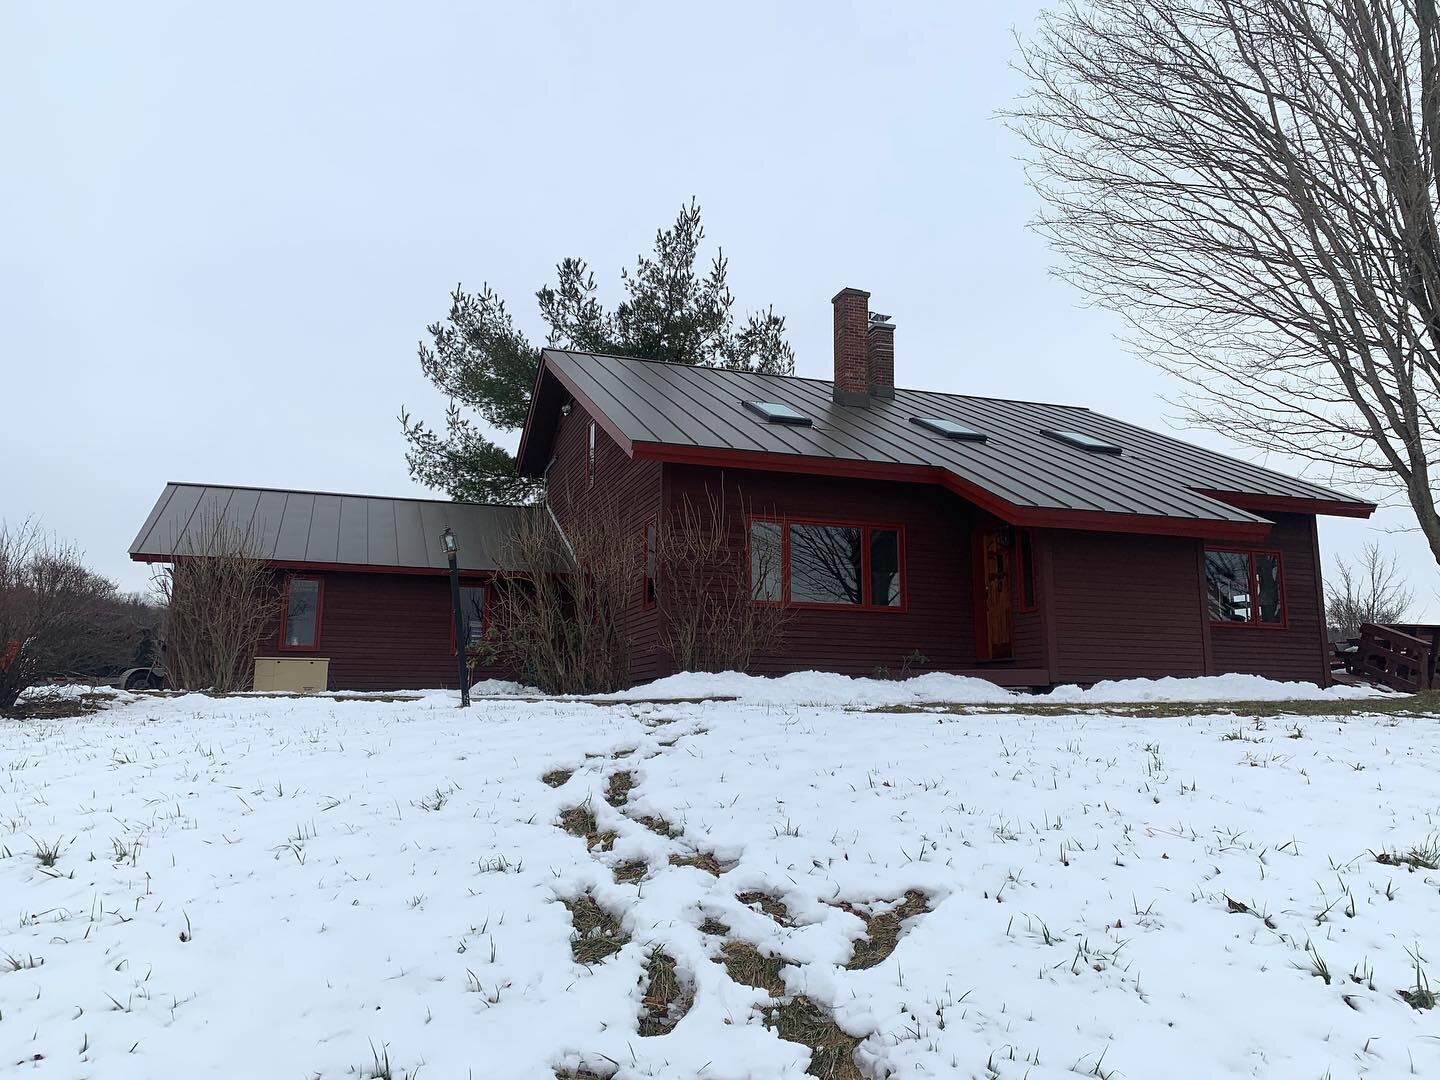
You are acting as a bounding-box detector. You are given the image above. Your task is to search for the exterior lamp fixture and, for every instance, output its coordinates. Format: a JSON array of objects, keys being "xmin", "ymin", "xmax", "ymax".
[{"xmin": 440, "ymin": 526, "xmax": 471, "ymax": 708}]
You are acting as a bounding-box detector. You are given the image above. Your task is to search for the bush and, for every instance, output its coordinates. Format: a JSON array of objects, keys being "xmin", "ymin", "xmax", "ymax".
[
  {"xmin": 658, "ymin": 492, "xmax": 790, "ymax": 674},
  {"xmin": 481, "ymin": 504, "xmax": 638, "ymax": 694},
  {"xmin": 155, "ymin": 515, "xmax": 278, "ymax": 692},
  {"xmin": 0, "ymin": 522, "xmax": 116, "ymax": 711}
]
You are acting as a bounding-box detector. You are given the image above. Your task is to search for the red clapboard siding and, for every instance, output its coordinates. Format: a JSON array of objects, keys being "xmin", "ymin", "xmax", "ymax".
[
  {"xmin": 662, "ymin": 464, "xmax": 1045, "ymax": 678},
  {"xmin": 256, "ymin": 570, "xmax": 512, "ymax": 691},
  {"xmin": 1047, "ymin": 530, "xmax": 1208, "ymax": 682},
  {"xmin": 544, "ymin": 397, "xmax": 666, "ymax": 683},
  {"xmin": 1207, "ymin": 513, "xmax": 1328, "ymax": 684}
]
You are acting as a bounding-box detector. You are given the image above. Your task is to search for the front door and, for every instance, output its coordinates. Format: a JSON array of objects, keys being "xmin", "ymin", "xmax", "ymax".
[{"xmin": 973, "ymin": 527, "xmax": 1014, "ymax": 661}]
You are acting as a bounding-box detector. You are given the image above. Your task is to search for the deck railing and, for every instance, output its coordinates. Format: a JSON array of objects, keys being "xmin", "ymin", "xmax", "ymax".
[{"xmin": 1346, "ymin": 623, "xmax": 1440, "ymax": 693}]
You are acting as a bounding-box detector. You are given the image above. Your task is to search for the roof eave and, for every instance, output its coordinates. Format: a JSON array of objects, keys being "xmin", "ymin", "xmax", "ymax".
[
  {"xmin": 1195, "ymin": 489, "xmax": 1376, "ymax": 519},
  {"xmin": 632, "ymin": 442, "xmax": 1273, "ymax": 542}
]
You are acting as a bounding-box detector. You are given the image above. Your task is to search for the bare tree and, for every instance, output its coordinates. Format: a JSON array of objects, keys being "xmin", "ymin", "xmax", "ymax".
[
  {"xmin": 0, "ymin": 521, "xmax": 115, "ymax": 711},
  {"xmin": 481, "ymin": 503, "xmax": 639, "ymax": 694},
  {"xmin": 1011, "ymin": 0, "xmax": 1440, "ymax": 565},
  {"xmin": 156, "ymin": 514, "xmax": 279, "ymax": 692},
  {"xmin": 658, "ymin": 492, "xmax": 791, "ymax": 673},
  {"xmin": 1326, "ymin": 540, "xmax": 1415, "ymax": 635}
]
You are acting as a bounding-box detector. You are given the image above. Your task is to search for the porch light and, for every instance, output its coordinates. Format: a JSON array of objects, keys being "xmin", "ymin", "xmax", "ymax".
[
  {"xmin": 441, "ymin": 526, "xmax": 458, "ymax": 558},
  {"xmin": 439, "ymin": 525, "xmax": 469, "ymax": 707}
]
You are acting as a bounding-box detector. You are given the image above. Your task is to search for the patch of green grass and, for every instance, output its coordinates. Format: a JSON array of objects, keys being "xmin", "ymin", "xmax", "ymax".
[
  {"xmin": 842, "ymin": 889, "xmax": 929, "ymax": 971},
  {"xmin": 604, "ymin": 771, "xmax": 635, "ymax": 808},
  {"xmin": 564, "ymin": 894, "xmax": 629, "ymax": 966},
  {"xmin": 638, "ymin": 946, "xmax": 692, "ymax": 1036},
  {"xmin": 668, "ymin": 851, "xmax": 724, "ymax": 876},
  {"xmin": 737, "ymin": 890, "xmax": 791, "ymax": 926},
  {"xmin": 31, "ymin": 836, "xmax": 65, "ymax": 867},
  {"xmin": 762, "ymin": 995, "xmax": 863, "ymax": 1079},
  {"xmin": 867, "ymin": 691, "xmax": 1440, "ymax": 721},
  {"xmin": 1400, "ymin": 946, "xmax": 1436, "ymax": 1011},
  {"xmin": 721, "ymin": 941, "xmax": 787, "ymax": 996},
  {"xmin": 1377, "ymin": 834, "xmax": 1440, "ymax": 871}
]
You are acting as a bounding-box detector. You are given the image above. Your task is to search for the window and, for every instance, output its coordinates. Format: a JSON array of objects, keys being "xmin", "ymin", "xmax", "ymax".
[
  {"xmin": 1016, "ymin": 529, "xmax": 1037, "ymax": 612},
  {"xmin": 1205, "ymin": 549, "xmax": 1284, "ymax": 626},
  {"xmin": 587, "ymin": 422, "xmax": 597, "ymax": 487},
  {"xmin": 461, "ymin": 585, "xmax": 486, "ymax": 647},
  {"xmin": 910, "ymin": 416, "xmax": 987, "ymax": 441},
  {"xmin": 750, "ymin": 520, "xmax": 782, "ymax": 601},
  {"xmin": 750, "ymin": 517, "xmax": 903, "ymax": 610},
  {"xmin": 1047, "ymin": 429, "xmax": 1122, "ymax": 454},
  {"xmin": 281, "ymin": 577, "xmax": 322, "ymax": 650},
  {"xmin": 743, "ymin": 401, "xmax": 813, "ymax": 426},
  {"xmin": 642, "ymin": 521, "xmax": 657, "ymax": 608}
]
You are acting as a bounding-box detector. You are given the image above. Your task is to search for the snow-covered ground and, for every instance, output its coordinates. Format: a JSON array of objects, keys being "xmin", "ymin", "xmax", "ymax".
[{"xmin": 1, "ymin": 677, "xmax": 1437, "ymax": 1078}]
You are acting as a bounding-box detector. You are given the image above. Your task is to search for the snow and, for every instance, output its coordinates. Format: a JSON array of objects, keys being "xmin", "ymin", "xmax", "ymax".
[{"xmin": 1, "ymin": 679, "xmax": 1436, "ymax": 1078}]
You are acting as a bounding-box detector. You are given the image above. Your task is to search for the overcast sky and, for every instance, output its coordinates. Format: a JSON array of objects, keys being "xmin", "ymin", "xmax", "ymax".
[{"xmin": 4, "ymin": 1, "xmax": 1434, "ymax": 612}]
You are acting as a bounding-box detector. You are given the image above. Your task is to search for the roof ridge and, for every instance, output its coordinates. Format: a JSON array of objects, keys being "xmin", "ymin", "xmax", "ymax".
[
  {"xmin": 540, "ymin": 348, "xmax": 1092, "ymax": 411},
  {"xmin": 164, "ymin": 482, "xmax": 528, "ymax": 510}
]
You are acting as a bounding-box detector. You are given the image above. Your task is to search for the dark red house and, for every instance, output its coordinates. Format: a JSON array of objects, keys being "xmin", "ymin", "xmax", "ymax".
[
  {"xmin": 515, "ymin": 287, "xmax": 1375, "ymax": 688},
  {"xmin": 129, "ymin": 485, "xmax": 523, "ymax": 691},
  {"xmin": 132, "ymin": 287, "xmax": 1375, "ymax": 691}
]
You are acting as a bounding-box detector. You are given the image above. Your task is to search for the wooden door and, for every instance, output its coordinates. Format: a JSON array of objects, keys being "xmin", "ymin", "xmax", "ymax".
[{"xmin": 973, "ymin": 527, "xmax": 1014, "ymax": 661}]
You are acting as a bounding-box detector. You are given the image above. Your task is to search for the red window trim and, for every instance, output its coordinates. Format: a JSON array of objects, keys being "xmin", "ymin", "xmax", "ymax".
[
  {"xmin": 1014, "ymin": 528, "xmax": 1038, "ymax": 614},
  {"xmin": 746, "ymin": 514, "xmax": 908, "ymax": 613},
  {"xmin": 1204, "ymin": 546, "xmax": 1288, "ymax": 630},
  {"xmin": 277, "ymin": 575, "xmax": 324, "ymax": 652},
  {"xmin": 450, "ymin": 580, "xmax": 489, "ymax": 655},
  {"xmin": 640, "ymin": 518, "xmax": 658, "ymax": 610}
]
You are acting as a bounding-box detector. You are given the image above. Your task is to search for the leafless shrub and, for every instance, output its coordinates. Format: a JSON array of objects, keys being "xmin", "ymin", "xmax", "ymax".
[
  {"xmin": 657, "ymin": 491, "xmax": 790, "ymax": 673},
  {"xmin": 480, "ymin": 504, "xmax": 638, "ymax": 694},
  {"xmin": 0, "ymin": 521, "xmax": 116, "ymax": 711},
  {"xmin": 155, "ymin": 514, "xmax": 278, "ymax": 692},
  {"xmin": 1327, "ymin": 542, "xmax": 1414, "ymax": 638}
]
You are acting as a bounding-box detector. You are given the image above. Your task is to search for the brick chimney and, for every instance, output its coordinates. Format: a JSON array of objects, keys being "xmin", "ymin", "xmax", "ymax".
[
  {"xmin": 866, "ymin": 312, "xmax": 895, "ymax": 399},
  {"xmin": 832, "ymin": 287, "xmax": 872, "ymax": 406}
]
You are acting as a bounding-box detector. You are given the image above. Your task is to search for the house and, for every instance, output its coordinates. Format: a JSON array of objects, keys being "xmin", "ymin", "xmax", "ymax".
[
  {"xmin": 514, "ymin": 287, "xmax": 1375, "ymax": 688},
  {"xmin": 129, "ymin": 486, "xmax": 523, "ymax": 690},
  {"xmin": 131, "ymin": 287, "xmax": 1375, "ymax": 692}
]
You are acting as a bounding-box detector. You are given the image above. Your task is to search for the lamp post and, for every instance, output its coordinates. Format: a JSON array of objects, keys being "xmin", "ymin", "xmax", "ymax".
[{"xmin": 440, "ymin": 526, "xmax": 471, "ymax": 708}]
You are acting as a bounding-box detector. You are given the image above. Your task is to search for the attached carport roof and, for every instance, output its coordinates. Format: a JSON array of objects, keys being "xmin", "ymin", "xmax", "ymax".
[
  {"xmin": 517, "ymin": 349, "xmax": 1375, "ymax": 540},
  {"xmin": 130, "ymin": 484, "xmax": 526, "ymax": 574}
]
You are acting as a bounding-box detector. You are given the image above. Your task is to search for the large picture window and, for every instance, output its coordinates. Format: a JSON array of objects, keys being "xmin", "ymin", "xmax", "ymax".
[
  {"xmin": 1205, "ymin": 549, "xmax": 1284, "ymax": 626},
  {"xmin": 281, "ymin": 577, "xmax": 322, "ymax": 650},
  {"xmin": 749, "ymin": 517, "xmax": 904, "ymax": 610}
]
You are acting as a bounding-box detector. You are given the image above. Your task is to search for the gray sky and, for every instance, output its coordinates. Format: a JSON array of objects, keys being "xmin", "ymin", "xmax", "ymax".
[{"xmin": 4, "ymin": 1, "xmax": 1433, "ymax": 612}]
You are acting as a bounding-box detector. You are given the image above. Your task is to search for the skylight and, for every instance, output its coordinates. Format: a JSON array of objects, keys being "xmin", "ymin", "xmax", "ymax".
[
  {"xmin": 910, "ymin": 416, "xmax": 987, "ymax": 442},
  {"xmin": 1047, "ymin": 429, "xmax": 1122, "ymax": 454},
  {"xmin": 744, "ymin": 400, "xmax": 813, "ymax": 426}
]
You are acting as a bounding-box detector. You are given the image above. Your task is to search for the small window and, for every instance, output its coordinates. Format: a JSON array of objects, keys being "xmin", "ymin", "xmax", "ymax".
[
  {"xmin": 1047, "ymin": 429, "xmax": 1121, "ymax": 454},
  {"xmin": 1205, "ymin": 549, "xmax": 1284, "ymax": 626},
  {"xmin": 587, "ymin": 422, "xmax": 597, "ymax": 487},
  {"xmin": 281, "ymin": 577, "xmax": 322, "ymax": 649},
  {"xmin": 642, "ymin": 521, "xmax": 657, "ymax": 608},
  {"xmin": 743, "ymin": 401, "xmax": 813, "ymax": 426},
  {"xmin": 869, "ymin": 528, "xmax": 902, "ymax": 607},
  {"xmin": 1016, "ymin": 529, "xmax": 1037, "ymax": 612},
  {"xmin": 910, "ymin": 416, "xmax": 987, "ymax": 441},
  {"xmin": 750, "ymin": 520, "xmax": 783, "ymax": 601},
  {"xmin": 460, "ymin": 585, "xmax": 486, "ymax": 649}
]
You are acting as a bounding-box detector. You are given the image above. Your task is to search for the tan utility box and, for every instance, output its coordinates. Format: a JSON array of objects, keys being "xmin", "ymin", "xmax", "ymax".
[{"xmin": 253, "ymin": 657, "xmax": 330, "ymax": 693}]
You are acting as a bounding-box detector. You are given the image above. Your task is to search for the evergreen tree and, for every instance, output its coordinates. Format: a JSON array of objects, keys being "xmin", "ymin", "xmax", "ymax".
[{"xmin": 401, "ymin": 200, "xmax": 793, "ymax": 503}]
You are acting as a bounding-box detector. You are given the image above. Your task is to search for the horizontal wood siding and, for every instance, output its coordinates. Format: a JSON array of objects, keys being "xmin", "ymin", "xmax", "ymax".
[
  {"xmin": 1207, "ymin": 513, "xmax": 1327, "ymax": 684},
  {"xmin": 255, "ymin": 571, "xmax": 512, "ymax": 691},
  {"xmin": 1048, "ymin": 530, "xmax": 1208, "ymax": 682},
  {"xmin": 663, "ymin": 465, "xmax": 1044, "ymax": 677},
  {"xmin": 545, "ymin": 397, "xmax": 665, "ymax": 683}
]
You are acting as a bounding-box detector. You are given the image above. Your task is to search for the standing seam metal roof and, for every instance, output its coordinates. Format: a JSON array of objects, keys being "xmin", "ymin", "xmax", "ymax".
[
  {"xmin": 129, "ymin": 484, "xmax": 526, "ymax": 572},
  {"xmin": 524, "ymin": 349, "xmax": 1372, "ymax": 527}
]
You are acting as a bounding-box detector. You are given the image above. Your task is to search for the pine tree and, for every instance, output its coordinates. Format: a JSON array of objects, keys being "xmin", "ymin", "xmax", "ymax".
[{"xmin": 400, "ymin": 200, "xmax": 793, "ymax": 503}]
